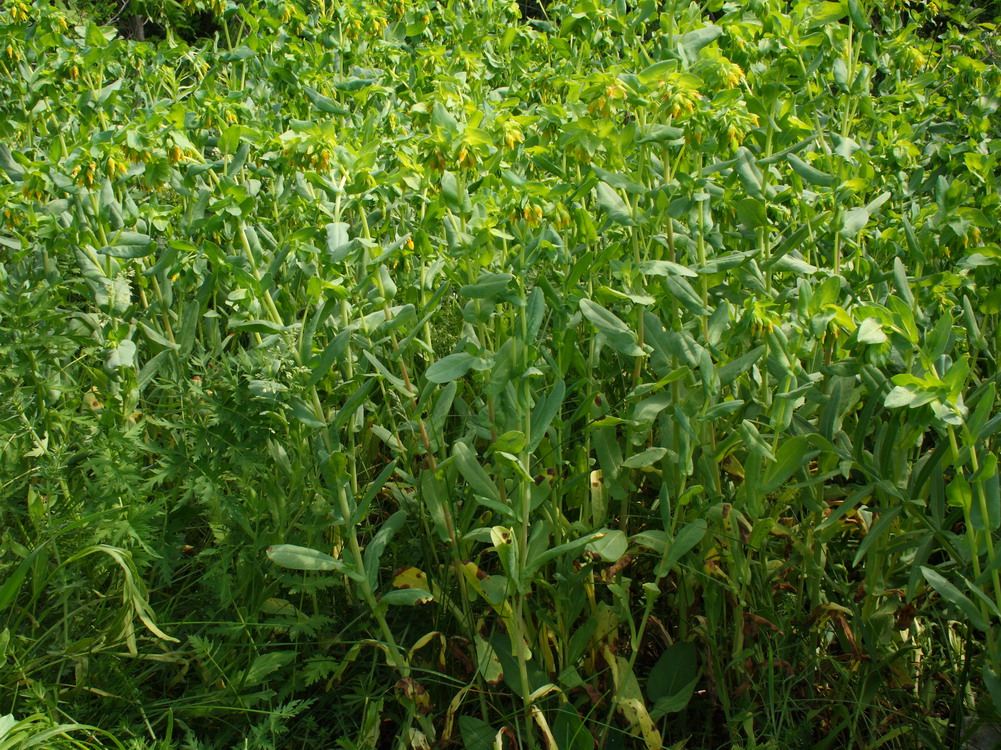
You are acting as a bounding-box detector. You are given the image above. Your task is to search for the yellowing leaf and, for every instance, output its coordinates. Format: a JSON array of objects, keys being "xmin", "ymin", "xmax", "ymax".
[{"xmin": 392, "ymin": 566, "xmax": 429, "ymax": 589}]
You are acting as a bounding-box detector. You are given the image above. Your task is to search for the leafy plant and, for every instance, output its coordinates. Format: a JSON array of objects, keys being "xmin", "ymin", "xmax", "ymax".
[{"xmin": 1, "ymin": 0, "xmax": 1000, "ymax": 748}]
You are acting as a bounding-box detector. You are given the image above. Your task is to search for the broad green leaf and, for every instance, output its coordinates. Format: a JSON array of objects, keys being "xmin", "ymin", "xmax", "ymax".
[
  {"xmin": 847, "ymin": 0, "xmax": 871, "ymax": 28},
  {"xmin": 762, "ymin": 436, "xmax": 811, "ymax": 494},
  {"xmin": 580, "ymin": 299, "xmax": 646, "ymax": 356},
  {"xmin": 857, "ymin": 318, "xmax": 887, "ymax": 345},
  {"xmin": 647, "ymin": 642, "xmax": 698, "ymax": 715},
  {"xmin": 304, "ymin": 86, "xmax": 348, "ymax": 114},
  {"xmin": 884, "ymin": 385, "xmax": 917, "ymax": 409},
  {"xmin": 98, "ymin": 232, "xmax": 154, "ymax": 258},
  {"xmin": 529, "ymin": 380, "xmax": 565, "ymax": 452},
  {"xmin": 586, "ymin": 529, "xmax": 628, "ymax": 562},
  {"xmin": 363, "ymin": 510, "xmax": 408, "ymax": 592},
  {"xmin": 809, "ymin": 1, "xmax": 847, "ymax": 26},
  {"xmin": 525, "ymin": 530, "xmax": 608, "ymax": 576},
  {"xmin": 452, "ymin": 442, "xmax": 500, "ymax": 502},
  {"xmin": 106, "ymin": 340, "xmax": 137, "ymax": 370},
  {"xmin": 230, "ymin": 318, "xmax": 287, "ymax": 335},
  {"xmin": 459, "ymin": 272, "xmax": 512, "ymax": 299},
  {"xmin": 267, "ymin": 545, "xmax": 360, "ymax": 580},
  {"xmin": 921, "ymin": 567, "xmax": 990, "ymax": 631},
  {"xmin": 787, "ymin": 153, "xmax": 836, "ymax": 187},
  {"xmin": 333, "ymin": 76, "xmax": 377, "ymax": 91},
  {"xmin": 380, "ymin": 588, "xmax": 434, "ymax": 606},
  {"xmin": 739, "ymin": 420, "xmax": 775, "ymax": 460},
  {"xmin": 840, "ymin": 206, "xmax": 871, "ymax": 238},
  {"xmin": 244, "ymin": 652, "xmax": 295, "ymax": 686},
  {"xmin": 325, "ymin": 222, "xmax": 353, "ymax": 261},
  {"xmin": 680, "ymin": 25, "xmax": 723, "ymax": 59},
  {"xmin": 596, "ymin": 181, "xmax": 636, "ymax": 226},
  {"xmin": 426, "ymin": 352, "xmax": 482, "ymax": 383},
  {"xmin": 638, "ymin": 260, "xmax": 697, "ymax": 278},
  {"xmin": 459, "ymin": 715, "xmax": 495, "ymax": 750},
  {"xmin": 734, "ymin": 148, "xmax": 762, "ymax": 198},
  {"xmin": 736, "ymin": 198, "xmax": 768, "ymax": 229},
  {"xmin": 657, "ymin": 519, "xmax": 707, "ymax": 576},
  {"xmin": 441, "ymin": 170, "xmax": 463, "ymax": 212},
  {"xmin": 622, "ymin": 447, "xmax": 669, "ymax": 469},
  {"xmin": 553, "ymin": 705, "xmax": 591, "ymax": 750},
  {"xmin": 663, "ymin": 276, "xmax": 709, "ymax": 316}
]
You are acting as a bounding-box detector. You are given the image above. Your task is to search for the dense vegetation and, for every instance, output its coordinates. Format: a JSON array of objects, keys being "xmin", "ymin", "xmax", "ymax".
[{"xmin": 2, "ymin": 0, "xmax": 1001, "ymax": 747}]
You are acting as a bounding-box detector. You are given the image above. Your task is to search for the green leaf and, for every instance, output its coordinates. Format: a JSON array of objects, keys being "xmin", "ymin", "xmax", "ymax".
[
  {"xmin": 453, "ymin": 442, "xmax": 500, "ymax": 502},
  {"xmin": 622, "ymin": 447, "xmax": 669, "ymax": 469},
  {"xmin": 810, "ymin": 1, "xmax": 847, "ymax": 26},
  {"xmin": 847, "ymin": 0, "xmax": 871, "ymax": 29},
  {"xmin": 638, "ymin": 260, "xmax": 698, "ymax": 278},
  {"xmin": 857, "ymin": 318, "xmax": 887, "ymax": 345},
  {"xmin": 553, "ymin": 705, "xmax": 591, "ymax": 750},
  {"xmin": 647, "ymin": 642, "xmax": 698, "ymax": 715},
  {"xmin": 762, "ymin": 436, "xmax": 811, "ymax": 494},
  {"xmin": 363, "ymin": 510, "xmax": 408, "ymax": 592},
  {"xmin": 736, "ymin": 198, "xmax": 768, "ymax": 229},
  {"xmin": 325, "ymin": 222, "xmax": 354, "ymax": 261},
  {"xmin": 267, "ymin": 545, "xmax": 361, "ymax": 580},
  {"xmin": 333, "ymin": 77, "xmax": 377, "ymax": 92},
  {"xmin": 884, "ymin": 385, "xmax": 917, "ymax": 409},
  {"xmin": 787, "ymin": 153, "xmax": 836, "ymax": 187},
  {"xmin": 718, "ymin": 345, "xmax": 765, "ymax": 386},
  {"xmin": 106, "ymin": 340, "xmax": 137, "ymax": 370},
  {"xmin": 229, "ymin": 319, "xmax": 287, "ymax": 335},
  {"xmin": 221, "ymin": 45, "xmax": 257, "ymax": 62},
  {"xmin": 459, "ymin": 716, "xmax": 495, "ymax": 750},
  {"xmin": 98, "ymin": 232, "xmax": 154, "ymax": 258},
  {"xmin": 840, "ymin": 206, "xmax": 871, "ymax": 238},
  {"xmin": 580, "ymin": 299, "xmax": 646, "ymax": 357},
  {"xmin": 304, "ymin": 86, "xmax": 348, "ymax": 115},
  {"xmin": 244, "ymin": 652, "xmax": 295, "ymax": 686},
  {"xmin": 459, "ymin": 272, "xmax": 512, "ymax": 299},
  {"xmin": 657, "ymin": 519, "xmax": 707, "ymax": 577},
  {"xmin": 380, "ymin": 588, "xmax": 433, "ymax": 606},
  {"xmin": 0, "ymin": 546, "xmax": 45, "ymax": 614},
  {"xmin": 525, "ymin": 531, "xmax": 607, "ymax": 576},
  {"xmin": 596, "ymin": 181, "xmax": 636, "ymax": 226},
  {"xmin": 586, "ymin": 529, "xmax": 628, "ymax": 562},
  {"xmin": 441, "ymin": 170, "xmax": 465, "ymax": 212},
  {"xmin": 426, "ymin": 352, "xmax": 482, "ymax": 383},
  {"xmin": 734, "ymin": 148, "xmax": 762, "ymax": 199},
  {"xmin": 431, "ymin": 102, "xmax": 459, "ymax": 133},
  {"xmin": 663, "ymin": 276, "xmax": 710, "ymax": 316},
  {"xmin": 921, "ymin": 567, "xmax": 990, "ymax": 631},
  {"xmin": 680, "ymin": 25, "xmax": 723, "ymax": 59},
  {"xmin": 529, "ymin": 380, "xmax": 566, "ymax": 453}
]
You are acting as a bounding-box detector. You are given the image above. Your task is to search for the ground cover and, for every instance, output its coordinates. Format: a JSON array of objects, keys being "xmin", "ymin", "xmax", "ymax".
[{"xmin": 2, "ymin": 0, "xmax": 1001, "ymax": 747}]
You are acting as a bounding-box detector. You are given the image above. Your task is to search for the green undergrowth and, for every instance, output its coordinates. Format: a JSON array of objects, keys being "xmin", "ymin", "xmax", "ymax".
[{"xmin": 2, "ymin": 0, "xmax": 1001, "ymax": 748}]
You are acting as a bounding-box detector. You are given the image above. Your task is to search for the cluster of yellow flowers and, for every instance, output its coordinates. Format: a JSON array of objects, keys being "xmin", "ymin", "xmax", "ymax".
[
  {"xmin": 455, "ymin": 147, "xmax": 477, "ymax": 170},
  {"xmin": 344, "ymin": 9, "xmax": 389, "ymax": 39},
  {"xmin": 719, "ymin": 59, "xmax": 745, "ymax": 89},
  {"xmin": 9, "ymin": 1, "xmax": 31, "ymax": 23},
  {"xmin": 502, "ymin": 120, "xmax": 524, "ymax": 150},
  {"xmin": 70, "ymin": 162, "xmax": 99, "ymax": 188},
  {"xmin": 106, "ymin": 157, "xmax": 129, "ymax": 177},
  {"xmin": 587, "ymin": 83, "xmax": 626, "ymax": 118},
  {"xmin": 901, "ymin": 46, "xmax": 927, "ymax": 73},
  {"xmin": 663, "ymin": 86, "xmax": 703, "ymax": 119}
]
